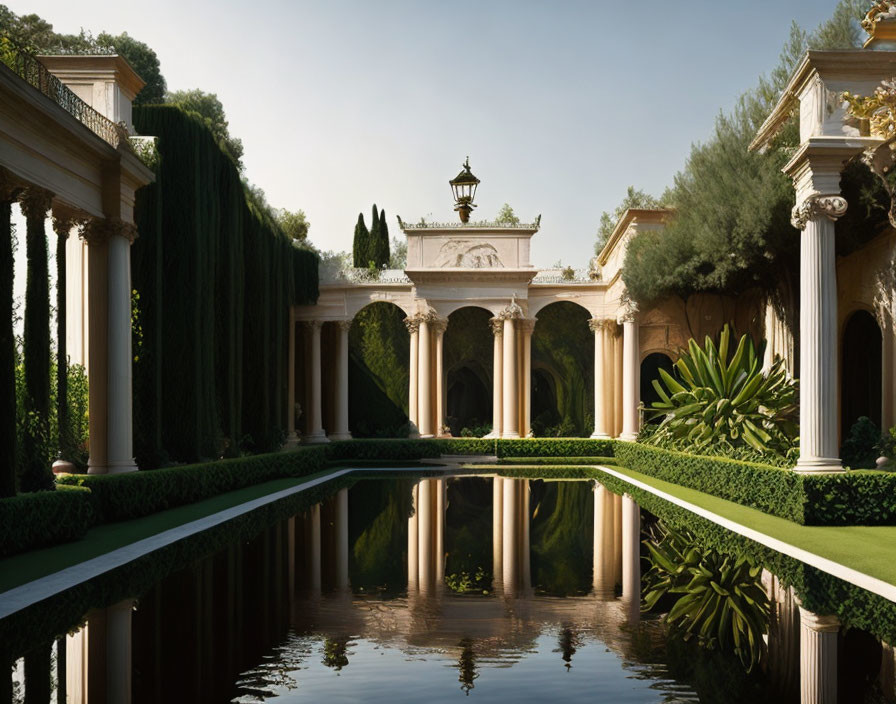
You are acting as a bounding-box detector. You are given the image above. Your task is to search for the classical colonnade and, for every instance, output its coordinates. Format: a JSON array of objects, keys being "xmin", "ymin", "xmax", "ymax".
[{"xmin": 288, "ymin": 301, "xmax": 644, "ymax": 443}]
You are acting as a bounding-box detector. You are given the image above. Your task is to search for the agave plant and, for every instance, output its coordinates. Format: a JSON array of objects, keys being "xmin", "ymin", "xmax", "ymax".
[
  {"xmin": 642, "ymin": 521, "xmax": 769, "ymax": 671},
  {"xmin": 644, "ymin": 324, "xmax": 798, "ymax": 457}
]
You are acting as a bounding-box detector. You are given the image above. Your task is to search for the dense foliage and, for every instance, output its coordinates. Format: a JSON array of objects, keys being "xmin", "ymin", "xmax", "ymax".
[
  {"xmin": 131, "ymin": 105, "xmax": 318, "ymax": 466},
  {"xmin": 0, "ymin": 484, "xmax": 93, "ymax": 558},
  {"xmin": 644, "ymin": 325, "xmax": 798, "ymax": 458},
  {"xmin": 643, "ymin": 521, "xmax": 769, "ymax": 671},
  {"xmin": 620, "ymin": 2, "xmax": 880, "ymax": 312},
  {"xmin": 351, "ymin": 206, "xmax": 390, "ymax": 268},
  {"xmin": 165, "ymin": 89, "xmax": 244, "ymax": 166},
  {"xmin": 594, "ymin": 186, "xmax": 663, "ymax": 254},
  {"xmin": 0, "ymin": 199, "xmax": 14, "ymax": 497}
]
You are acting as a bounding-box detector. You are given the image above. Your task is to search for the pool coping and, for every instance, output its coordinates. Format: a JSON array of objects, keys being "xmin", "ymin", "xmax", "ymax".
[
  {"xmin": 0, "ymin": 466, "xmax": 448, "ymax": 621},
  {"xmin": 594, "ymin": 464, "xmax": 896, "ymax": 604}
]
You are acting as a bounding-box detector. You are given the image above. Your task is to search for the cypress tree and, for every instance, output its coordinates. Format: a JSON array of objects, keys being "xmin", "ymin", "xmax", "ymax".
[
  {"xmin": 0, "ymin": 184, "xmax": 17, "ymax": 497},
  {"xmin": 378, "ymin": 208, "xmax": 391, "ymax": 268},
  {"xmin": 352, "ymin": 213, "xmax": 369, "ymax": 268},
  {"xmin": 368, "ymin": 204, "xmax": 380, "ymax": 268},
  {"xmin": 20, "ymin": 187, "xmax": 54, "ymax": 492}
]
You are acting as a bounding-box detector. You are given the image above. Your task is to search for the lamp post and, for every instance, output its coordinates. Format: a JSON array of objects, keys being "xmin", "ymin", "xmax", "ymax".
[{"xmin": 449, "ymin": 157, "xmax": 480, "ymax": 223}]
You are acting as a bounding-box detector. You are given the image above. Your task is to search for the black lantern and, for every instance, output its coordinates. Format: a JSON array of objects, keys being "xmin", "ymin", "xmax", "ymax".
[{"xmin": 449, "ymin": 157, "xmax": 480, "ymax": 223}]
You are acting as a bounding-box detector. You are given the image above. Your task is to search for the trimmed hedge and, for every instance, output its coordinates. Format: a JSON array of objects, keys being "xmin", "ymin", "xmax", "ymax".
[
  {"xmin": 0, "ymin": 486, "xmax": 95, "ymax": 558},
  {"xmin": 497, "ymin": 456, "xmax": 617, "ymax": 466},
  {"xmin": 614, "ymin": 441, "xmax": 804, "ymax": 523},
  {"xmin": 324, "ymin": 437, "xmax": 617, "ymax": 462},
  {"xmin": 57, "ymin": 447, "xmax": 327, "ymax": 522},
  {"xmin": 615, "ymin": 441, "xmax": 896, "ymax": 526},
  {"xmin": 495, "ymin": 438, "xmax": 615, "ymax": 457}
]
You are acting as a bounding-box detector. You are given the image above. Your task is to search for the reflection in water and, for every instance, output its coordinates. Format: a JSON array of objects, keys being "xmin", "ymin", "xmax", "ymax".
[{"xmin": 7, "ymin": 475, "xmax": 859, "ymax": 703}]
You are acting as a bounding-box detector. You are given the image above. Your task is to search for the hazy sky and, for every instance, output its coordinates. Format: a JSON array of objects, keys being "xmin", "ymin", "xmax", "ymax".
[{"xmin": 9, "ymin": 0, "xmax": 842, "ymax": 267}]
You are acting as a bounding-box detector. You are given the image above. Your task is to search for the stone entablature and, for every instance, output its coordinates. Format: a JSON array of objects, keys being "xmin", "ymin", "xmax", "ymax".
[{"xmin": 400, "ymin": 220, "xmax": 540, "ymax": 270}]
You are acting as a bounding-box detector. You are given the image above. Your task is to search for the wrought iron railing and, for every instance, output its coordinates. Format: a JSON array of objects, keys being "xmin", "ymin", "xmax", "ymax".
[
  {"xmin": 531, "ymin": 267, "xmax": 600, "ymax": 284},
  {"xmin": 0, "ymin": 34, "xmax": 124, "ymax": 148},
  {"xmin": 398, "ymin": 214, "xmax": 541, "ymax": 230},
  {"xmin": 320, "ymin": 267, "xmax": 411, "ymax": 284}
]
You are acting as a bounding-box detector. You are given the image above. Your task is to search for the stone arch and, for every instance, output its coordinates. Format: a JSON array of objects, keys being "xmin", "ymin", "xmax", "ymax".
[
  {"xmin": 640, "ymin": 352, "xmax": 675, "ymax": 423},
  {"xmin": 840, "ymin": 308, "xmax": 883, "ymax": 438},
  {"xmin": 531, "ymin": 301, "xmax": 594, "ymax": 436},
  {"xmin": 347, "ymin": 301, "xmax": 410, "ymax": 437},
  {"xmin": 529, "ymin": 296, "xmax": 593, "ymax": 319},
  {"xmin": 445, "ymin": 305, "xmax": 494, "ymax": 435}
]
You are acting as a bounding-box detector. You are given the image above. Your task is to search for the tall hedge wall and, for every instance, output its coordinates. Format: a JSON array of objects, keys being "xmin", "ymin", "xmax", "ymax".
[{"xmin": 132, "ymin": 106, "xmax": 318, "ymax": 466}]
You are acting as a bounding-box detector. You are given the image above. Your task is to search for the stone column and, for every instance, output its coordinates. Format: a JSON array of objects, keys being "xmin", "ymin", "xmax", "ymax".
[
  {"xmin": 593, "ymin": 483, "xmax": 615, "ymax": 598},
  {"xmin": 590, "ymin": 318, "xmax": 613, "ymax": 439},
  {"xmin": 418, "ymin": 478, "xmax": 433, "ymax": 589},
  {"xmin": 798, "ymin": 607, "xmax": 839, "ymax": 704},
  {"xmin": 80, "ymin": 219, "xmax": 109, "ymax": 473},
  {"xmin": 335, "ymin": 488, "xmax": 349, "ymax": 591},
  {"xmin": 502, "ymin": 316, "xmax": 520, "ymax": 438},
  {"xmin": 502, "ymin": 478, "xmax": 519, "ymax": 595},
  {"xmin": 492, "ymin": 476, "xmax": 503, "ymax": 590},
  {"xmin": 432, "ymin": 317, "xmax": 448, "ymax": 437},
  {"xmin": 303, "ymin": 321, "xmax": 328, "ymax": 444},
  {"xmin": 405, "ymin": 316, "xmax": 420, "ymax": 437},
  {"xmin": 613, "ymin": 327, "xmax": 623, "ymax": 437},
  {"xmin": 418, "ymin": 315, "xmax": 433, "ymax": 438},
  {"xmin": 489, "ymin": 317, "xmax": 503, "ymax": 437},
  {"xmin": 791, "ymin": 194, "xmax": 847, "ymax": 472},
  {"xmin": 520, "ymin": 319, "xmax": 536, "ymax": 437},
  {"xmin": 620, "ymin": 313, "xmax": 640, "ymax": 442},
  {"xmin": 331, "ymin": 320, "xmax": 352, "ymax": 441},
  {"xmin": 286, "ymin": 309, "xmax": 298, "ymax": 447}
]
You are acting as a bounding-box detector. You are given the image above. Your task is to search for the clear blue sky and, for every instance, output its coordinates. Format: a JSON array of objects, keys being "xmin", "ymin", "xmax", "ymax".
[{"xmin": 9, "ymin": 0, "xmax": 842, "ymax": 267}]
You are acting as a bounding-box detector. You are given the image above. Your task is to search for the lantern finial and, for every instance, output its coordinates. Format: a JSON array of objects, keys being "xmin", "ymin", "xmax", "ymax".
[{"xmin": 449, "ymin": 157, "xmax": 480, "ymax": 223}]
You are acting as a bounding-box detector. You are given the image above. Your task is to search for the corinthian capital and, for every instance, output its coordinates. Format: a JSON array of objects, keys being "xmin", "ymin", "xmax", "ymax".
[
  {"xmin": 403, "ymin": 316, "xmax": 420, "ymax": 334},
  {"xmin": 790, "ymin": 194, "xmax": 848, "ymax": 230},
  {"xmin": 19, "ymin": 186, "xmax": 53, "ymax": 221},
  {"xmin": 489, "ymin": 317, "xmax": 504, "ymax": 336},
  {"xmin": 588, "ymin": 317, "xmax": 616, "ymax": 333},
  {"xmin": 80, "ymin": 217, "xmax": 139, "ymax": 245}
]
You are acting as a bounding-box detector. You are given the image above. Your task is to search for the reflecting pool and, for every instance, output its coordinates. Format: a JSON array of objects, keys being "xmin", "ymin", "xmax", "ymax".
[{"xmin": 3, "ymin": 473, "xmax": 852, "ymax": 702}]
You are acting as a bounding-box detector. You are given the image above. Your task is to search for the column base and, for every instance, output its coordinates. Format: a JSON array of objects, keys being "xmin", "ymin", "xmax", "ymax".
[
  {"xmin": 484, "ymin": 431, "xmax": 501, "ymax": 439},
  {"xmin": 329, "ymin": 432, "xmax": 353, "ymax": 441},
  {"xmin": 619, "ymin": 433, "xmax": 638, "ymax": 442},
  {"xmin": 303, "ymin": 432, "xmax": 330, "ymax": 445},
  {"xmin": 88, "ymin": 459, "xmax": 138, "ymax": 475},
  {"xmin": 794, "ymin": 456, "xmax": 844, "ymax": 474},
  {"xmin": 285, "ymin": 432, "xmax": 300, "ymax": 449},
  {"xmin": 419, "ymin": 433, "xmax": 435, "ymax": 439},
  {"xmin": 502, "ymin": 431, "xmax": 520, "ymax": 439},
  {"xmin": 590, "ymin": 431, "xmax": 612, "ymax": 439}
]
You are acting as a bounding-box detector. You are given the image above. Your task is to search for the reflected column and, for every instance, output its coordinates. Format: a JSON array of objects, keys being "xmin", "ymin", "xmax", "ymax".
[
  {"xmin": 522, "ymin": 479, "xmax": 531, "ymax": 591},
  {"xmin": 436, "ymin": 477, "xmax": 446, "ymax": 583},
  {"xmin": 408, "ymin": 482, "xmax": 419, "ymax": 591},
  {"xmin": 492, "ymin": 476, "xmax": 503, "ymax": 590},
  {"xmin": 306, "ymin": 504, "xmax": 322, "ymax": 593},
  {"xmin": 335, "ymin": 488, "xmax": 349, "ymax": 591},
  {"xmin": 798, "ymin": 607, "xmax": 839, "ymax": 704},
  {"xmin": 502, "ymin": 478, "xmax": 519, "ymax": 595},
  {"xmin": 418, "ymin": 478, "xmax": 433, "ymax": 590},
  {"xmin": 592, "ymin": 483, "xmax": 615, "ymax": 598},
  {"xmin": 621, "ymin": 493, "xmax": 641, "ymax": 622},
  {"xmin": 489, "ymin": 317, "xmax": 503, "ymax": 437}
]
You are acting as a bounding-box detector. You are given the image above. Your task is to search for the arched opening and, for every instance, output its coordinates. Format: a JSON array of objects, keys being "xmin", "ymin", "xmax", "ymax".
[
  {"xmin": 532, "ymin": 301, "xmax": 593, "ymax": 437},
  {"xmin": 445, "ymin": 307, "xmax": 493, "ymax": 436},
  {"xmin": 640, "ymin": 352, "xmax": 675, "ymax": 423},
  {"xmin": 347, "ymin": 301, "xmax": 410, "ymax": 437},
  {"xmin": 841, "ymin": 309, "xmax": 882, "ymax": 437}
]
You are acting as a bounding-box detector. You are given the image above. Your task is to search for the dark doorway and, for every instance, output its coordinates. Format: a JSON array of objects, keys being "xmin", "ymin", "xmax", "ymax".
[
  {"xmin": 640, "ymin": 352, "xmax": 675, "ymax": 422},
  {"xmin": 531, "ymin": 368, "xmax": 561, "ymax": 436},
  {"xmin": 841, "ymin": 310, "xmax": 882, "ymax": 436},
  {"xmin": 445, "ymin": 307, "xmax": 494, "ymax": 436},
  {"xmin": 447, "ymin": 366, "xmax": 491, "ymax": 436}
]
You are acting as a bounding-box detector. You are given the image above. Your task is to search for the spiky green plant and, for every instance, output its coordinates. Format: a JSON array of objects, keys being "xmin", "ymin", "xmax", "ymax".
[
  {"xmin": 644, "ymin": 324, "xmax": 798, "ymax": 457},
  {"xmin": 642, "ymin": 521, "xmax": 769, "ymax": 671}
]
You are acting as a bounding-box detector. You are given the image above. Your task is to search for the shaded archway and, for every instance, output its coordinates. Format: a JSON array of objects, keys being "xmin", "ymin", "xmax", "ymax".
[
  {"xmin": 841, "ymin": 309, "xmax": 882, "ymax": 437},
  {"xmin": 532, "ymin": 301, "xmax": 593, "ymax": 437},
  {"xmin": 347, "ymin": 302, "xmax": 409, "ymax": 437},
  {"xmin": 445, "ymin": 307, "xmax": 493, "ymax": 436},
  {"xmin": 530, "ymin": 367, "xmax": 560, "ymax": 435},
  {"xmin": 640, "ymin": 352, "xmax": 675, "ymax": 423}
]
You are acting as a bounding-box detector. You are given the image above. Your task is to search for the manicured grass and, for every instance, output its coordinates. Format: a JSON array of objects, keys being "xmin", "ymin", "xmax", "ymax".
[
  {"xmin": 0, "ymin": 468, "xmax": 339, "ymax": 594},
  {"xmin": 599, "ymin": 465, "xmax": 896, "ymax": 589}
]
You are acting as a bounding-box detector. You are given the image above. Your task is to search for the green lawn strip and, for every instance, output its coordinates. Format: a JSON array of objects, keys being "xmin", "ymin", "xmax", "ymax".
[
  {"xmin": 0, "ymin": 468, "xmax": 340, "ymax": 594},
  {"xmin": 602, "ymin": 465, "xmax": 896, "ymax": 587}
]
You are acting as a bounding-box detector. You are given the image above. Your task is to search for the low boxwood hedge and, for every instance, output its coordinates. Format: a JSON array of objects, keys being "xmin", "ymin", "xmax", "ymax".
[
  {"xmin": 324, "ymin": 437, "xmax": 617, "ymax": 462},
  {"xmin": 801, "ymin": 471, "xmax": 896, "ymax": 526},
  {"xmin": 497, "ymin": 456, "xmax": 617, "ymax": 466},
  {"xmin": 495, "ymin": 438, "xmax": 616, "ymax": 458},
  {"xmin": 0, "ymin": 486, "xmax": 95, "ymax": 558},
  {"xmin": 57, "ymin": 446, "xmax": 328, "ymax": 522}
]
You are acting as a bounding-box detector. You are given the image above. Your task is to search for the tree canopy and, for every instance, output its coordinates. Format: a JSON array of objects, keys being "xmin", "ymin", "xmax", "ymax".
[
  {"xmin": 166, "ymin": 89, "xmax": 244, "ymax": 166},
  {"xmin": 276, "ymin": 208, "xmax": 309, "ymax": 243},
  {"xmin": 594, "ymin": 186, "xmax": 663, "ymax": 255},
  {"xmin": 495, "ymin": 203, "xmax": 520, "ymax": 226},
  {"xmin": 620, "ymin": 1, "xmax": 877, "ymax": 308}
]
